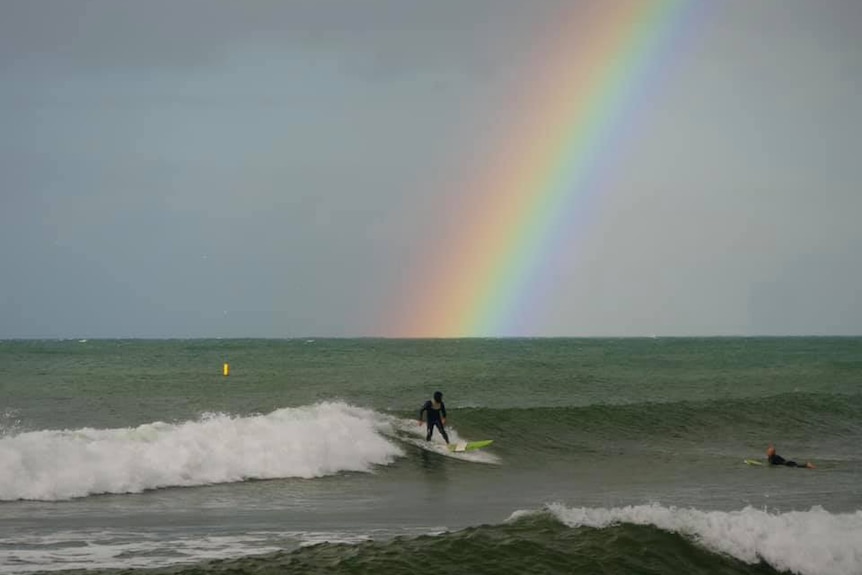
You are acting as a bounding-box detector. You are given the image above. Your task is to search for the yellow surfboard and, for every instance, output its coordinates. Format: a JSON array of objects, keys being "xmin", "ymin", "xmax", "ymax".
[{"xmin": 448, "ymin": 440, "xmax": 494, "ymax": 453}]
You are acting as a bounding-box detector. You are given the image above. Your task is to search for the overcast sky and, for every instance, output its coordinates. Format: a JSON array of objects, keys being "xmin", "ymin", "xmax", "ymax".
[{"xmin": 1, "ymin": 0, "xmax": 860, "ymax": 338}]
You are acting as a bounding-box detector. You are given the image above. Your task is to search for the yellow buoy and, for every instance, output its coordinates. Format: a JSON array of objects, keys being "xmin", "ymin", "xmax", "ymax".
[{"xmin": 223, "ymin": 362, "xmax": 230, "ymax": 376}]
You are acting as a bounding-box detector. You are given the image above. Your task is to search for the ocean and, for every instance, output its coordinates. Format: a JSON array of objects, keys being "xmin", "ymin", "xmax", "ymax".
[{"xmin": 1, "ymin": 337, "xmax": 860, "ymax": 575}]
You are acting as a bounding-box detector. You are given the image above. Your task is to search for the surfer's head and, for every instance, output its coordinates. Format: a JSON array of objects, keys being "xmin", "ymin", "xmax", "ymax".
[
  {"xmin": 766, "ymin": 445, "xmax": 776, "ymax": 457},
  {"xmin": 433, "ymin": 391, "xmax": 443, "ymax": 402}
]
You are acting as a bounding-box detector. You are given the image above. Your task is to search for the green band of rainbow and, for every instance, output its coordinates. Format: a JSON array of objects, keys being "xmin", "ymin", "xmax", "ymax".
[{"xmin": 392, "ymin": 0, "xmax": 702, "ymax": 337}]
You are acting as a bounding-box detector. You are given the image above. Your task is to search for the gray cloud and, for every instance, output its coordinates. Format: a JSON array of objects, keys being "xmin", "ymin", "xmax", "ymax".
[
  {"xmin": 1, "ymin": 0, "xmax": 860, "ymax": 337},
  {"xmin": 0, "ymin": 0, "xmax": 551, "ymax": 75}
]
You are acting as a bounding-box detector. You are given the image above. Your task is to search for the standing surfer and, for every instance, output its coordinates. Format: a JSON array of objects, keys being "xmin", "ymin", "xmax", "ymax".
[{"xmin": 419, "ymin": 391, "xmax": 449, "ymax": 444}]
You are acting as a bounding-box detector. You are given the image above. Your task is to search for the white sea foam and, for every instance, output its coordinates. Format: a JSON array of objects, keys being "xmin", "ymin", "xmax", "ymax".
[
  {"xmin": 0, "ymin": 528, "xmax": 371, "ymax": 573},
  {"xmin": 0, "ymin": 402, "xmax": 402, "ymax": 501},
  {"xmin": 510, "ymin": 503, "xmax": 862, "ymax": 575},
  {"xmin": 389, "ymin": 417, "xmax": 500, "ymax": 464}
]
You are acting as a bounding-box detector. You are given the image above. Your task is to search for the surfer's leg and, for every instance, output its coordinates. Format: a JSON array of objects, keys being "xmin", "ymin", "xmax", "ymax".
[
  {"xmin": 426, "ymin": 423, "xmax": 434, "ymax": 441},
  {"xmin": 436, "ymin": 421, "xmax": 449, "ymax": 444}
]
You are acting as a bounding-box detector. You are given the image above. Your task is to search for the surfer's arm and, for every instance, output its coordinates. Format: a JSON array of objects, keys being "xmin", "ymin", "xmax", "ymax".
[
  {"xmin": 418, "ymin": 401, "xmax": 429, "ymax": 424},
  {"xmin": 441, "ymin": 402, "xmax": 447, "ymax": 425}
]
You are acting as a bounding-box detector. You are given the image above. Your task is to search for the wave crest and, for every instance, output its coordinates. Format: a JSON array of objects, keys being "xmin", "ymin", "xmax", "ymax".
[
  {"xmin": 0, "ymin": 402, "xmax": 402, "ymax": 501},
  {"xmin": 509, "ymin": 503, "xmax": 862, "ymax": 575}
]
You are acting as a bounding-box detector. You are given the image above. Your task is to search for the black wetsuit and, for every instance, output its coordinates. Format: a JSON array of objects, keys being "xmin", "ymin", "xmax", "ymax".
[
  {"xmin": 419, "ymin": 400, "xmax": 449, "ymax": 443},
  {"xmin": 768, "ymin": 453, "xmax": 804, "ymax": 467}
]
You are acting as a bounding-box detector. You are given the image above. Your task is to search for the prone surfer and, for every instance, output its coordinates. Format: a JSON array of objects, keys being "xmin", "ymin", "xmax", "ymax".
[
  {"xmin": 767, "ymin": 444, "xmax": 815, "ymax": 469},
  {"xmin": 419, "ymin": 391, "xmax": 449, "ymax": 444}
]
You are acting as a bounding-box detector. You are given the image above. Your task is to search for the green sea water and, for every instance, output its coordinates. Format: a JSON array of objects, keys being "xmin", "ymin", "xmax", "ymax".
[
  {"xmin": 1, "ymin": 337, "xmax": 860, "ymax": 574},
  {"xmin": 4, "ymin": 337, "xmax": 859, "ymax": 429}
]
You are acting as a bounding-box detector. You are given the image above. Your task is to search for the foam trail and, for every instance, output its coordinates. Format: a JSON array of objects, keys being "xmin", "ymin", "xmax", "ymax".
[
  {"xmin": 390, "ymin": 417, "xmax": 500, "ymax": 464},
  {"xmin": 0, "ymin": 529, "xmax": 377, "ymax": 573},
  {"xmin": 510, "ymin": 503, "xmax": 862, "ymax": 575},
  {"xmin": 0, "ymin": 402, "xmax": 402, "ymax": 501}
]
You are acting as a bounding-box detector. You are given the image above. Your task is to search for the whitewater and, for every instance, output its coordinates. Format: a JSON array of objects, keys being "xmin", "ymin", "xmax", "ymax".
[
  {"xmin": 513, "ymin": 504, "xmax": 862, "ymax": 575},
  {"xmin": 0, "ymin": 403, "xmax": 403, "ymax": 501}
]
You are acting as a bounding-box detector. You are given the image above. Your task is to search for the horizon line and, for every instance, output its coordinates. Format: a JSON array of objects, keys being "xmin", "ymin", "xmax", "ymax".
[{"xmin": 2, "ymin": 334, "xmax": 860, "ymax": 341}]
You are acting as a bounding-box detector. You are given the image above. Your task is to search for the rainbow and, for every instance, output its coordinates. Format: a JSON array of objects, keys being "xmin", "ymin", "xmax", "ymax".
[{"xmin": 391, "ymin": 1, "xmax": 702, "ymax": 337}]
